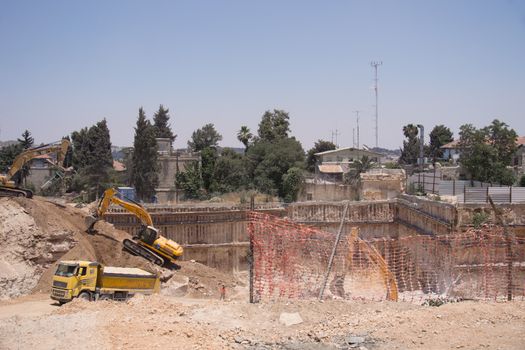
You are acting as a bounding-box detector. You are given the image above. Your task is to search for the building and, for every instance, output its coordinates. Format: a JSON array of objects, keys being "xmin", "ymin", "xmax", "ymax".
[
  {"xmin": 442, "ymin": 137, "xmax": 525, "ymax": 170},
  {"xmin": 26, "ymin": 154, "xmax": 57, "ymax": 190},
  {"xmin": 314, "ymin": 147, "xmax": 382, "ymax": 180},
  {"xmin": 441, "ymin": 140, "xmax": 461, "ymax": 163},
  {"xmin": 513, "ymin": 137, "xmax": 525, "ymax": 175},
  {"xmin": 155, "ymin": 138, "xmax": 201, "ymax": 203}
]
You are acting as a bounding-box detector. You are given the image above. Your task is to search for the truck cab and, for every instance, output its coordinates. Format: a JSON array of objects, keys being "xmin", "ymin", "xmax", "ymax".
[{"xmin": 51, "ymin": 261, "xmax": 99, "ymax": 303}]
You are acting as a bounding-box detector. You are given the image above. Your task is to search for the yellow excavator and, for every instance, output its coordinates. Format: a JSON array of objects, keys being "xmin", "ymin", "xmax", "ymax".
[
  {"xmin": 0, "ymin": 139, "xmax": 70, "ymax": 198},
  {"xmin": 86, "ymin": 188, "xmax": 183, "ymax": 266}
]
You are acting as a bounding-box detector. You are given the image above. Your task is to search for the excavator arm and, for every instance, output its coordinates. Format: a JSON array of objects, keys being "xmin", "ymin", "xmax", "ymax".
[
  {"xmin": 6, "ymin": 139, "xmax": 69, "ymax": 180},
  {"xmin": 86, "ymin": 188, "xmax": 153, "ymax": 232}
]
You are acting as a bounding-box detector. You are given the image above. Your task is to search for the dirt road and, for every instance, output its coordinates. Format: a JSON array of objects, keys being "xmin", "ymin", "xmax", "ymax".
[{"xmin": 1, "ymin": 294, "xmax": 524, "ymax": 350}]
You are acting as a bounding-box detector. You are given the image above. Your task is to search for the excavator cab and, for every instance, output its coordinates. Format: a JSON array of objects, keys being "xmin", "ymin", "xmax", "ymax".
[{"xmin": 136, "ymin": 226, "xmax": 159, "ymax": 246}]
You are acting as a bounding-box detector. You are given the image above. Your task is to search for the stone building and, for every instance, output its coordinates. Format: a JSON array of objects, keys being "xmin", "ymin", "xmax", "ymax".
[{"xmin": 155, "ymin": 138, "xmax": 201, "ymax": 203}]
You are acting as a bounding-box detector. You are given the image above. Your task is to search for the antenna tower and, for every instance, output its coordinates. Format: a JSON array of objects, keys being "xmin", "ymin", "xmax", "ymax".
[
  {"xmin": 371, "ymin": 61, "xmax": 382, "ymax": 148},
  {"xmin": 354, "ymin": 110, "xmax": 360, "ymax": 149}
]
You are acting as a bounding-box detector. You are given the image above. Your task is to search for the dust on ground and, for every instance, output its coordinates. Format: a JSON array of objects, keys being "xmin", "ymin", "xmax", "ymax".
[{"xmin": 1, "ymin": 294, "xmax": 524, "ymax": 350}]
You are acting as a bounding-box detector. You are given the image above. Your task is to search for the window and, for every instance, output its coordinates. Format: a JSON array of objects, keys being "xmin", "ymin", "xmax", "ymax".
[
  {"xmin": 79, "ymin": 267, "xmax": 87, "ymax": 276},
  {"xmin": 307, "ymin": 193, "xmax": 313, "ymax": 201}
]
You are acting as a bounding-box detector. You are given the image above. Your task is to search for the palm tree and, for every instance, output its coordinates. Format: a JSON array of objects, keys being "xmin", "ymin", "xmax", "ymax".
[
  {"xmin": 237, "ymin": 126, "xmax": 253, "ymax": 153},
  {"xmin": 354, "ymin": 155, "xmax": 373, "ymax": 174}
]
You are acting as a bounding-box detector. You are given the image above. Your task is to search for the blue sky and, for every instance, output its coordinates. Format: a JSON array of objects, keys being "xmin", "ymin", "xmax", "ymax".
[{"xmin": 0, "ymin": 0, "xmax": 524, "ymax": 150}]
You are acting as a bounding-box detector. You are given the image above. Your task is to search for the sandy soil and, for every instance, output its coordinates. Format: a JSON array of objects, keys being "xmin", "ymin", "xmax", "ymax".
[
  {"xmin": 0, "ymin": 294, "xmax": 524, "ymax": 350},
  {"xmin": 1, "ymin": 196, "xmax": 525, "ymax": 349}
]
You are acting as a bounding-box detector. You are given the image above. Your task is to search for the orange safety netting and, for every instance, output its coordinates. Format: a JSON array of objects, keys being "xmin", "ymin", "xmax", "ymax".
[{"xmin": 247, "ymin": 212, "xmax": 525, "ymax": 303}]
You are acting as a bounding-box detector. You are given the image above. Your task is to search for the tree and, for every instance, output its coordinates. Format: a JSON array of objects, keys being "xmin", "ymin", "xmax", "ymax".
[
  {"xmin": 188, "ymin": 123, "xmax": 222, "ymax": 152},
  {"xmin": 281, "ymin": 167, "xmax": 305, "ymax": 202},
  {"xmin": 17, "ymin": 130, "xmax": 34, "ymax": 149},
  {"xmin": 131, "ymin": 108, "xmax": 159, "ymax": 202},
  {"xmin": 247, "ymin": 137, "xmax": 305, "ymax": 198},
  {"xmin": 305, "ymin": 140, "xmax": 336, "ymax": 172},
  {"xmin": 428, "ymin": 125, "xmax": 453, "ymax": 161},
  {"xmin": 399, "ymin": 124, "xmax": 420, "ymax": 165},
  {"xmin": 213, "ymin": 148, "xmax": 250, "ymax": 193},
  {"xmin": 71, "ymin": 127, "xmax": 90, "ymax": 170},
  {"xmin": 0, "ymin": 144, "xmax": 23, "ymax": 176},
  {"xmin": 17, "ymin": 130, "xmax": 35, "ymax": 185},
  {"xmin": 153, "ymin": 104, "xmax": 176, "ymax": 142},
  {"xmin": 175, "ymin": 161, "xmax": 204, "ymax": 199},
  {"xmin": 237, "ymin": 126, "xmax": 253, "ymax": 153},
  {"xmin": 84, "ymin": 119, "xmax": 113, "ymax": 195},
  {"xmin": 200, "ymin": 147, "xmax": 218, "ymax": 193},
  {"xmin": 459, "ymin": 119, "xmax": 517, "ymax": 185},
  {"xmin": 257, "ymin": 109, "xmax": 290, "ymax": 142}
]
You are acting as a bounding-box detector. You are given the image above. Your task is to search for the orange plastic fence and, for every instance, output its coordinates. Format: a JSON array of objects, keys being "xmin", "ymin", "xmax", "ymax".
[{"xmin": 248, "ymin": 211, "xmax": 525, "ymax": 303}]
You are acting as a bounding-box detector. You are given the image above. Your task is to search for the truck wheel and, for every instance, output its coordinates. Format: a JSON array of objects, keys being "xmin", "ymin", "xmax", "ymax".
[
  {"xmin": 79, "ymin": 292, "xmax": 91, "ymax": 301},
  {"xmin": 99, "ymin": 295, "xmax": 112, "ymax": 301}
]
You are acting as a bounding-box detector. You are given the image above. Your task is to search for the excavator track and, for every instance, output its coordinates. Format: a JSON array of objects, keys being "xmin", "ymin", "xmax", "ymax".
[
  {"xmin": 122, "ymin": 239, "xmax": 165, "ymax": 266},
  {"xmin": 0, "ymin": 186, "xmax": 33, "ymax": 198}
]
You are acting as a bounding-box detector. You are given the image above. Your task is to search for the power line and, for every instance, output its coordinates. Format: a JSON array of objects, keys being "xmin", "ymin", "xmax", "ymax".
[{"xmin": 371, "ymin": 61, "xmax": 382, "ymax": 148}]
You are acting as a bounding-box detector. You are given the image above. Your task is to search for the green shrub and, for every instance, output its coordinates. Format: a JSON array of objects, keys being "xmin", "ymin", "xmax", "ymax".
[
  {"xmin": 472, "ymin": 211, "xmax": 489, "ymax": 228},
  {"xmin": 520, "ymin": 175, "xmax": 525, "ymax": 187}
]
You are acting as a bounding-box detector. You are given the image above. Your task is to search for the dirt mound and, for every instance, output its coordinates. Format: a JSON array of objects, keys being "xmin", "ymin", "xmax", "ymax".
[
  {"xmin": 0, "ymin": 198, "xmax": 77, "ymax": 299},
  {"xmin": 162, "ymin": 260, "xmax": 243, "ymax": 299},
  {"xmin": 0, "ymin": 196, "xmax": 240, "ymax": 300}
]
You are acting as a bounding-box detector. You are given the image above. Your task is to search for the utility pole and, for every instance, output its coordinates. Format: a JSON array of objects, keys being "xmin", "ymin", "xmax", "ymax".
[
  {"xmin": 371, "ymin": 61, "xmax": 382, "ymax": 148},
  {"xmin": 352, "ymin": 128, "xmax": 356, "ymax": 148},
  {"xmin": 331, "ymin": 129, "xmax": 340, "ymax": 148},
  {"xmin": 417, "ymin": 124, "xmax": 424, "ymax": 171},
  {"xmin": 354, "ymin": 110, "xmax": 360, "ymax": 149}
]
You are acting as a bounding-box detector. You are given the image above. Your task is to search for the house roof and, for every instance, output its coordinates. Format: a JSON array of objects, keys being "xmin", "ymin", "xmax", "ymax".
[
  {"xmin": 441, "ymin": 140, "xmax": 460, "ymax": 149},
  {"xmin": 318, "ymin": 164, "xmax": 344, "ymax": 174},
  {"xmin": 314, "ymin": 147, "xmax": 382, "ymax": 157},
  {"xmin": 442, "ymin": 136, "xmax": 525, "ymax": 149},
  {"xmin": 113, "ymin": 160, "xmax": 126, "ymax": 172}
]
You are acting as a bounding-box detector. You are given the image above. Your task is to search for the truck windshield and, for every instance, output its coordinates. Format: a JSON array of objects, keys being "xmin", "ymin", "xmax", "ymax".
[{"xmin": 55, "ymin": 264, "xmax": 78, "ymax": 277}]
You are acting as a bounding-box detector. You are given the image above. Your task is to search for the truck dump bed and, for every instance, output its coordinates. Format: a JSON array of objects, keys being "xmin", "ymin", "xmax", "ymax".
[{"xmin": 99, "ymin": 266, "xmax": 159, "ymax": 291}]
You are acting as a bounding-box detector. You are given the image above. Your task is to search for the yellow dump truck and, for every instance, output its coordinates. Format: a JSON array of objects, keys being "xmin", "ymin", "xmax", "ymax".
[{"xmin": 51, "ymin": 260, "xmax": 159, "ymax": 304}]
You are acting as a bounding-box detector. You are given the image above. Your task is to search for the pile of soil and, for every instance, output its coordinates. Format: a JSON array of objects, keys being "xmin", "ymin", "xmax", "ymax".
[{"xmin": 0, "ymin": 196, "xmax": 240, "ymax": 299}]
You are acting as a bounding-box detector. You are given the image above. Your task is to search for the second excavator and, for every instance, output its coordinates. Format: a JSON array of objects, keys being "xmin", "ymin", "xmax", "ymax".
[
  {"xmin": 86, "ymin": 188, "xmax": 183, "ymax": 266},
  {"xmin": 0, "ymin": 139, "xmax": 70, "ymax": 198}
]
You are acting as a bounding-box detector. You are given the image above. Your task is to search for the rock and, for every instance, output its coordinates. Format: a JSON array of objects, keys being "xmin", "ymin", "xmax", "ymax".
[
  {"xmin": 279, "ymin": 312, "xmax": 303, "ymax": 326},
  {"xmin": 346, "ymin": 336, "xmax": 365, "ymax": 346}
]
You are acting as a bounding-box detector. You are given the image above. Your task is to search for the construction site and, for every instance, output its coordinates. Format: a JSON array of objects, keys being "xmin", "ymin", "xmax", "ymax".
[
  {"xmin": 2, "ymin": 2, "xmax": 525, "ymax": 349},
  {"xmin": 0, "ymin": 191, "xmax": 524, "ymax": 349}
]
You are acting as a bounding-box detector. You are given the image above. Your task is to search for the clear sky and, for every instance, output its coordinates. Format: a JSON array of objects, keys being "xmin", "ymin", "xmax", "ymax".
[{"xmin": 0, "ymin": 0, "xmax": 524, "ymax": 150}]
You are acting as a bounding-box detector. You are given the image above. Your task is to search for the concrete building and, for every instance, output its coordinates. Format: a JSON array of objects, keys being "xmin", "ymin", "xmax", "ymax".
[
  {"xmin": 314, "ymin": 147, "xmax": 382, "ymax": 180},
  {"xmin": 26, "ymin": 154, "xmax": 57, "ymax": 190},
  {"xmin": 513, "ymin": 137, "xmax": 525, "ymax": 167},
  {"xmin": 155, "ymin": 138, "xmax": 201, "ymax": 203}
]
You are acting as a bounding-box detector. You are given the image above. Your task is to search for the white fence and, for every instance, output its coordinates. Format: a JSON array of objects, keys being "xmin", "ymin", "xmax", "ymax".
[{"xmin": 408, "ymin": 172, "xmax": 525, "ymax": 203}]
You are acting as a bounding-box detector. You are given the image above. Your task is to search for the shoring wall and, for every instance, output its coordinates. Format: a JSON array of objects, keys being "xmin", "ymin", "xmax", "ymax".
[
  {"xmin": 104, "ymin": 207, "xmax": 284, "ymax": 272},
  {"xmin": 103, "ymin": 198, "xmax": 525, "ymax": 275}
]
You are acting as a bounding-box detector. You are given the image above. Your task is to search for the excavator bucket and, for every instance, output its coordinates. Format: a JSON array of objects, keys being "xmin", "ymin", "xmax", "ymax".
[{"xmin": 85, "ymin": 215, "xmax": 99, "ymax": 234}]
